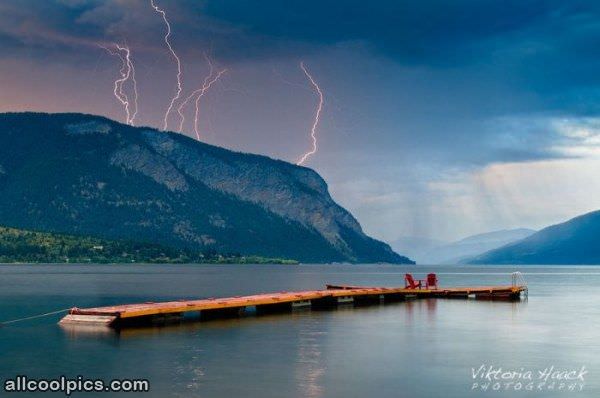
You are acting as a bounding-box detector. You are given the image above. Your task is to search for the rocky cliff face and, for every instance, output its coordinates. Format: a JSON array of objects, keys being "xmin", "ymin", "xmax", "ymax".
[{"xmin": 0, "ymin": 112, "xmax": 412, "ymax": 264}]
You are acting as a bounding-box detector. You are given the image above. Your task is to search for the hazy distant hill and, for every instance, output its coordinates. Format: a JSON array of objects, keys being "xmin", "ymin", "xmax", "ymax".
[
  {"xmin": 468, "ymin": 211, "xmax": 600, "ymax": 264},
  {"xmin": 390, "ymin": 236, "xmax": 448, "ymax": 263},
  {"xmin": 406, "ymin": 228, "xmax": 535, "ymax": 264},
  {"xmin": 0, "ymin": 112, "xmax": 411, "ymax": 264}
]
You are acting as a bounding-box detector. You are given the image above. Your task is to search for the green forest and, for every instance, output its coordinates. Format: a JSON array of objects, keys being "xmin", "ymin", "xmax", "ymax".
[{"xmin": 0, "ymin": 226, "xmax": 298, "ymax": 264}]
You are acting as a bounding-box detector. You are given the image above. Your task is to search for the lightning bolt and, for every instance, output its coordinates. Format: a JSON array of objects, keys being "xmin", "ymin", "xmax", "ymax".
[
  {"xmin": 176, "ymin": 54, "xmax": 227, "ymax": 140},
  {"xmin": 176, "ymin": 53, "xmax": 214, "ymax": 133},
  {"xmin": 100, "ymin": 43, "xmax": 138, "ymax": 126},
  {"xmin": 297, "ymin": 62, "xmax": 324, "ymax": 165},
  {"xmin": 119, "ymin": 44, "xmax": 139, "ymax": 125},
  {"xmin": 150, "ymin": 0, "xmax": 183, "ymax": 131},
  {"xmin": 192, "ymin": 69, "xmax": 227, "ymax": 141}
]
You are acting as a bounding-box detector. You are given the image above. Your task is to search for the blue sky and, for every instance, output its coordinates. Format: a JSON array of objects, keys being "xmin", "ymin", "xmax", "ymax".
[{"xmin": 2, "ymin": 0, "xmax": 600, "ymax": 242}]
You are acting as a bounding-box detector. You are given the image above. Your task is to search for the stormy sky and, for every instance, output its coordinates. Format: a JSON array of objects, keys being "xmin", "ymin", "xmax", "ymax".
[{"xmin": 2, "ymin": 0, "xmax": 600, "ymax": 243}]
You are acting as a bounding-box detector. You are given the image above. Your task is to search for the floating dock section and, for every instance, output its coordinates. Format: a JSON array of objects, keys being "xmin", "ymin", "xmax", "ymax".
[{"xmin": 59, "ymin": 283, "xmax": 527, "ymax": 328}]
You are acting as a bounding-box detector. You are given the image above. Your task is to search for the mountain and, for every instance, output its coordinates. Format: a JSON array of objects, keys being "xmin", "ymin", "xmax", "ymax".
[
  {"xmin": 468, "ymin": 211, "xmax": 600, "ymax": 264},
  {"xmin": 0, "ymin": 112, "xmax": 412, "ymax": 264},
  {"xmin": 389, "ymin": 236, "xmax": 448, "ymax": 263},
  {"xmin": 414, "ymin": 228, "xmax": 536, "ymax": 264}
]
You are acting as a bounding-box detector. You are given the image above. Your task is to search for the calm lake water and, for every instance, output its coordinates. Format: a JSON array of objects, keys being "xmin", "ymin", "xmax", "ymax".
[{"xmin": 1, "ymin": 264, "xmax": 599, "ymax": 397}]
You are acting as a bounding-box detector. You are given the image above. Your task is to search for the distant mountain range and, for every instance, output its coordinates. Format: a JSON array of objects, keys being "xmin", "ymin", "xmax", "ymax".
[
  {"xmin": 392, "ymin": 228, "xmax": 536, "ymax": 264},
  {"xmin": 0, "ymin": 112, "xmax": 412, "ymax": 264},
  {"xmin": 468, "ymin": 210, "xmax": 600, "ymax": 264}
]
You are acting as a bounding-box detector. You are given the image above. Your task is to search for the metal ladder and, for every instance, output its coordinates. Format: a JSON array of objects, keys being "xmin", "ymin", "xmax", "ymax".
[{"xmin": 511, "ymin": 271, "xmax": 528, "ymax": 299}]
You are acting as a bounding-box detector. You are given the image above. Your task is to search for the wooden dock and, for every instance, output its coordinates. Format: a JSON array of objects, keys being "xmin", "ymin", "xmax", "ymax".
[{"xmin": 59, "ymin": 283, "xmax": 527, "ymax": 328}]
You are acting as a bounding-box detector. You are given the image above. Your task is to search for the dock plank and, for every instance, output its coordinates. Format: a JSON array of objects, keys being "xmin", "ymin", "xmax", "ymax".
[{"xmin": 60, "ymin": 284, "xmax": 526, "ymax": 327}]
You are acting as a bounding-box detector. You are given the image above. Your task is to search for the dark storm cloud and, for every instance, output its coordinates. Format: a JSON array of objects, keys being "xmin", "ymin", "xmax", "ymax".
[
  {"xmin": 0, "ymin": 1, "xmax": 583, "ymax": 60},
  {"xmin": 199, "ymin": 0, "xmax": 600, "ymax": 107},
  {"xmin": 0, "ymin": 1, "xmax": 98, "ymax": 45},
  {"xmin": 200, "ymin": 0, "xmax": 559, "ymax": 64},
  {"xmin": 2, "ymin": 0, "xmax": 600, "ymax": 159},
  {"xmin": 4, "ymin": 0, "xmax": 600, "ymax": 109},
  {"xmin": 2, "ymin": 1, "xmax": 599, "ymax": 70}
]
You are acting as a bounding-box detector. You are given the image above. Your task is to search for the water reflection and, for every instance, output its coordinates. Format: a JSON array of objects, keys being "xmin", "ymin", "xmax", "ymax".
[
  {"xmin": 426, "ymin": 298, "xmax": 438, "ymax": 321},
  {"xmin": 294, "ymin": 318, "xmax": 326, "ymax": 398},
  {"xmin": 4, "ymin": 264, "xmax": 596, "ymax": 398},
  {"xmin": 59, "ymin": 323, "xmax": 118, "ymax": 338}
]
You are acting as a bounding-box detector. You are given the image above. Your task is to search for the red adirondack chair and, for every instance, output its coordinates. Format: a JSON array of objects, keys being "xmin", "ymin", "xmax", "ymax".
[
  {"xmin": 404, "ymin": 273, "xmax": 423, "ymax": 289},
  {"xmin": 426, "ymin": 273, "xmax": 438, "ymax": 289}
]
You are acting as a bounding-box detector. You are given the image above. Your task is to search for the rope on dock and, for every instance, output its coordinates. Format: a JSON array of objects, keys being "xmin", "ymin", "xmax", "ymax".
[{"xmin": 0, "ymin": 308, "xmax": 71, "ymax": 327}]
